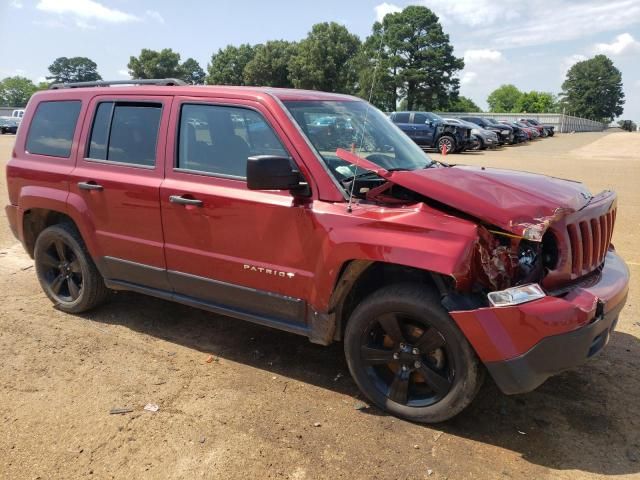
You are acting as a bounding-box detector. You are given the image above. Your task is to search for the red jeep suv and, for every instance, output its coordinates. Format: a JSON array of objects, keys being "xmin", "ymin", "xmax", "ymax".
[{"xmin": 4, "ymin": 79, "xmax": 629, "ymax": 423}]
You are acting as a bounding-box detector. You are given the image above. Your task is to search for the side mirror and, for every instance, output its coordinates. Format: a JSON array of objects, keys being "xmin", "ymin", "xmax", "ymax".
[{"xmin": 246, "ymin": 155, "xmax": 310, "ymax": 196}]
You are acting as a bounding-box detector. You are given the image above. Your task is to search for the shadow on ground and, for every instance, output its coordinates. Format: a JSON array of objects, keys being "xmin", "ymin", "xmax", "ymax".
[{"xmin": 82, "ymin": 290, "xmax": 640, "ymax": 476}]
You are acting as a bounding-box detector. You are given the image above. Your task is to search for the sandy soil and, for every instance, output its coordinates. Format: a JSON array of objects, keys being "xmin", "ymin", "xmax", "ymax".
[{"xmin": 1, "ymin": 132, "xmax": 639, "ymax": 480}]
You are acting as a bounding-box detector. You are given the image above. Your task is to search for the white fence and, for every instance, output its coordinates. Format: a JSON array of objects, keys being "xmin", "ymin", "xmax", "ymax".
[{"xmin": 441, "ymin": 112, "xmax": 606, "ymax": 133}]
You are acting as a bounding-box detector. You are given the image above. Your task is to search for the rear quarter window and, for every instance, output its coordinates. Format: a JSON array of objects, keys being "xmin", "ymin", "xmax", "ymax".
[{"xmin": 25, "ymin": 100, "xmax": 81, "ymax": 158}]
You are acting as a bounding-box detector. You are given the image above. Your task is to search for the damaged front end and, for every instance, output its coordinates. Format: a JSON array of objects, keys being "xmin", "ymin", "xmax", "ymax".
[{"xmin": 334, "ymin": 148, "xmax": 611, "ymax": 303}]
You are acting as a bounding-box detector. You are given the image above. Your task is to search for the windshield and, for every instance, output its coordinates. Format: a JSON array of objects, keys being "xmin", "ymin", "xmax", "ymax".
[{"xmin": 283, "ymin": 100, "xmax": 433, "ymax": 182}]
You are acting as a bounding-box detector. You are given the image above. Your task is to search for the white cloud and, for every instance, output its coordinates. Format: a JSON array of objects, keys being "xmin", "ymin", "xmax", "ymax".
[
  {"xmin": 36, "ymin": 0, "xmax": 139, "ymax": 23},
  {"xmin": 75, "ymin": 20, "xmax": 96, "ymax": 30},
  {"xmin": 374, "ymin": 2, "xmax": 402, "ymax": 22},
  {"xmin": 10, "ymin": 0, "xmax": 23, "ymax": 8},
  {"xmin": 593, "ymin": 33, "xmax": 640, "ymax": 55},
  {"xmin": 464, "ymin": 49, "xmax": 503, "ymax": 64},
  {"xmin": 117, "ymin": 69, "xmax": 130, "ymax": 78},
  {"xmin": 484, "ymin": 1, "xmax": 640, "ymax": 48},
  {"xmin": 145, "ymin": 10, "xmax": 165, "ymax": 24},
  {"xmin": 460, "ymin": 71, "xmax": 477, "ymax": 85},
  {"xmin": 422, "ymin": 0, "xmax": 520, "ymax": 26}
]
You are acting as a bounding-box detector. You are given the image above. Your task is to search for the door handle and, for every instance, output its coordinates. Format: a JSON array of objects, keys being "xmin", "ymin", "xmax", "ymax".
[
  {"xmin": 169, "ymin": 195, "xmax": 203, "ymax": 207},
  {"xmin": 78, "ymin": 181, "xmax": 103, "ymax": 191}
]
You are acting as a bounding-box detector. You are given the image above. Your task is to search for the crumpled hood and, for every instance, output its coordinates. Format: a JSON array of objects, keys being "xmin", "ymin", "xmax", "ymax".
[{"xmin": 336, "ymin": 149, "xmax": 599, "ymax": 239}]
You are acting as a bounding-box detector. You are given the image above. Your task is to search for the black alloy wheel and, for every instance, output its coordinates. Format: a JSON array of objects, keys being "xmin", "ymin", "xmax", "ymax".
[
  {"xmin": 344, "ymin": 284, "xmax": 484, "ymax": 423},
  {"xmin": 38, "ymin": 236, "xmax": 83, "ymax": 303},
  {"xmin": 34, "ymin": 224, "xmax": 109, "ymax": 313},
  {"xmin": 359, "ymin": 312, "xmax": 453, "ymax": 407}
]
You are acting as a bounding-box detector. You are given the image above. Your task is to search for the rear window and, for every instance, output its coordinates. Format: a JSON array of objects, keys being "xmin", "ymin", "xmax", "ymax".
[
  {"xmin": 25, "ymin": 100, "xmax": 81, "ymax": 158},
  {"xmin": 393, "ymin": 113, "xmax": 410, "ymax": 123},
  {"xmin": 87, "ymin": 102, "xmax": 162, "ymax": 167}
]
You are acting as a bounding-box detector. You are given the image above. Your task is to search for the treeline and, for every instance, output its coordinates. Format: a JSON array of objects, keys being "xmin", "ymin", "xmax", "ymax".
[
  {"xmin": 0, "ymin": 5, "xmax": 627, "ymax": 123},
  {"xmin": 1, "ymin": 6, "xmax": 477, "ymax": 112}
]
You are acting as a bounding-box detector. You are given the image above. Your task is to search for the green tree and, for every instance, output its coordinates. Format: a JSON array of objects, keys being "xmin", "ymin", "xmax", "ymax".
[
  {"xmin": 360, "ymin": 6, "xmax": 464, "ymax": 111},
  {"xmin": 46, "ymin": 56, "xmax": 102, "ymax": 84},
  {"xmin": 513, "ymin": 91, "xmax": 557, "ymax": 113},
  {"xmin": 356, "ymin": 21, "xmax": 398, "ymax": 111},
  {"xmin": 289, "ymin": 22, "xmax": 361, "ymax": 93},
  {"xmin": 128, "ymin": 48, "xmax": 183, "ymax": 79},
  {"xmin": 617, "ymin": 119, "xmax": 637, "ymax": 132},
  {"xmin": 180, "ymin": 58, "xmax": 206, "ymax": 85},
  {"xmin": 244, "ymin": 40, "xmax": 298, "ymax": 87},
  {"xmin": 206, "ymin": 44, "xmax": 256, "ymax": 85},
  {"xmin": 0, "ymin": 76, "xmax": 37, "ymax": 107},
  {"xmin": 560, "ymin": 55, "xmax": 624, "ymax": 122},
  {"xmin": 445, "ymin": 95, "xmax": 481, "ymax": 112},
  {"xmin": 487, "ymin": 84, "xmax": 522, "ymax": 112}
]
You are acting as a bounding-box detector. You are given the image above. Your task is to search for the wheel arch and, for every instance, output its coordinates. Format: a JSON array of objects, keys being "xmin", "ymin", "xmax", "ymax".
[{"xmin": 326, "ymin": 260, "xmax": 455, "ymax": 342}]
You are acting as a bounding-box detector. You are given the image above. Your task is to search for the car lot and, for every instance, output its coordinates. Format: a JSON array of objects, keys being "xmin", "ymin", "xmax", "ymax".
[{"xmin": 1, "ymin": 132, "xmax": 639, "ymax": 479}]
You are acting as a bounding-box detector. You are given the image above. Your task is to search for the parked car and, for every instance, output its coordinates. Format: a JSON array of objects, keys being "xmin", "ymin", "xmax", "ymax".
[
  {"xmin": 390, "ymin": 111, "xmax": 471, "ymax": 153},
  {"xmin": 498, "ymin": 120, "xmax": 530, "ymax": 143},
  {"xmin": 518, "ymin": 119, "xmax": 546, "ymax": 137},
  {"xmin": 444, "ymin": 118, "xmax": 499, "ymax": 150},
  {"xmin": 459, "ymin": 116, "xmax": 514, "ymax": 145},
  {"xmin": 5, "ymin": 79, "xmax": 629, "ymax": 423},
  {"xmin": 516, "ymin": 121, "xmax": 541, "ymax": 138},
  {"xmin": 521, "ymin": 118, "xmax": 555, "ymax": 137},
  {"xmin": 0, "ymin": 117, "xmax": 19, "ymax": 134},
  {"xmin": 12, "ymin": 109, "xmax": 25, "ymax": 119}
]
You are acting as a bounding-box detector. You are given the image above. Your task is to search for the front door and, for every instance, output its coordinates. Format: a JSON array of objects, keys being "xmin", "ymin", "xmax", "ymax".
[
  {"xmin": 159, "ymin": 97, "xmax": 320, "ymax": 331},
  {"xmin": 69, "ymin": 95, "xmax": 172, "ymax": 290}
]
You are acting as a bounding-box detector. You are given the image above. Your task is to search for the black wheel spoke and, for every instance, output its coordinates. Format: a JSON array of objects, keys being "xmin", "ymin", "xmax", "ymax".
[
  {"xmin": 417, "ymin": 363, "xmax": 451, "ymax": 396},
  {"xmin": 40, "ymin": 251, "xmax": 59, "ymax": 269},
  {"xmin": 67, "ymin": 277, "xmax": 80, "ymax": 299},
  {"xmin": 377, "ymin": 313, "xmax": 407, "ymax": 344},
  {"xmin": 69, "ymin": 259, "xmax": 81, "ymax": 274},
  {"xmin": 388, "ymin": 369, "xmax": 410, "ymax": 404},
  {"xmin": 361, "ymin": 346, "xmax": 395, "ymax": 365},
  {"xmin": 54, "ymin": 240, "xmax": 67, "ymax": 262},
  {"xmin": 415, "ymin": 328, "xmax": 445, "ymax": 353},
  {"xmin": 50, "ymin": 274, "xmax": 65, "ymax": 294}
]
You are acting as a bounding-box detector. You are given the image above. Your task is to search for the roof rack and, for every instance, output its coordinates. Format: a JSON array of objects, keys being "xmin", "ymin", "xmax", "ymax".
[{"xmin": 49, "ymin": 78, "xmax": 187, "ymax": 89}]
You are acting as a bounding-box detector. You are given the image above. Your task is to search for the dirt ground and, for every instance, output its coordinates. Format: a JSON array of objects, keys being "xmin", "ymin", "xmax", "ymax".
[{"xmin": 1, "ymin": 131, "xmax": 639, "ymax": 480}]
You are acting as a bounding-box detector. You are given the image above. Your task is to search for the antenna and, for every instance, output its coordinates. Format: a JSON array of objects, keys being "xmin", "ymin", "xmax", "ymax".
[{"xmin": 347, "ymin": 26, "xmax": 386, "ymax": 213}]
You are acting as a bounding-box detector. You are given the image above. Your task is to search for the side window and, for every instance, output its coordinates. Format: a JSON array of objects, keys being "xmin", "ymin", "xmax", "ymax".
[
  {"xmin": 393, "ymin": 113, "xmax": 410, "ymax": 123},
  {"xmin": 413, "ymin": 113, "xmax": 428, "ymax": 124},
  {"xmin": 87, "ymin": 102, "xmax": 162, "ymax": 167},
  {"xmin": 177, "ymin": 104, "xmax": 288, "ymax": 178},
  {"xmin": 26, "ymin": 100, "xmax": 81, "ymax": 158}
]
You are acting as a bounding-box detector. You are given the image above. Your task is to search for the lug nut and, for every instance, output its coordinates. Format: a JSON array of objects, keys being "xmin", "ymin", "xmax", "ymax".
[
  {"xmin": 393, "ymin": 352, "xmax": 400, "ymax": 360},
  {"xmin": 414, "ymin": 361, "xmax": 421, "ymax": 369},
  {"xmin": 401, "ymin": 365, "xmax": 408, "ymax": 372},
  {"xmin": 412, "ymin": 348, "xmax": 420, "ymax": 355},
  {"xmin": 399, "ymin": 343, "xmax": 406, "ymax": 349}
]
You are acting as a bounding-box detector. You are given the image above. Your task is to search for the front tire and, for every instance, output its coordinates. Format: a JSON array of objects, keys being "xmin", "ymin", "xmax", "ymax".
[
  {"xmin": 436, "ymin": 135, "xmax": 455, "ymax": 155},
  {"xmin": 344, "ymin": 284, "xmax": 484, "ymax": 423},
  {"xmin": 34, "ymin": 224, "xmax": 109, "ymax": 313}
]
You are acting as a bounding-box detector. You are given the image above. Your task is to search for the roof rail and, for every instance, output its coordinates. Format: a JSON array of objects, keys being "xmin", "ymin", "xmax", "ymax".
[{"xmin": 49, "ymin": 78, "xmax": 187, "ymax": 89}]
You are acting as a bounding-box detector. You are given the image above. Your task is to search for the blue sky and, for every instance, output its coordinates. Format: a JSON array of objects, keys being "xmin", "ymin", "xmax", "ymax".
[{"xmin": 1, "ymin": 0, "xmax": 639, "ymax": 120}]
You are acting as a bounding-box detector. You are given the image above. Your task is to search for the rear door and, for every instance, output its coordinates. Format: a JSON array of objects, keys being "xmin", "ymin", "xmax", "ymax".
[
  {"xmin": 411, "ymin": 113, "xmax": 434, "ymax": 145},
  {"xmin": 69, "ymin": 95, "xmax": 172, "ymax": 290},
  {"xmin": 159, "ymin": 97, "xmax": 320, "ymax": 332},
  {"xmin": 391, "ymin": 112, "xmax": 416, "ymax": 139}
]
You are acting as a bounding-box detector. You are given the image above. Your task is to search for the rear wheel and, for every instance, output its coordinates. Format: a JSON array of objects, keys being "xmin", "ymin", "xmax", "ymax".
[
  {"xmin": 344, "ymin": 284, "xmax": 484, "ymax": 423},
  {"xmin": 34, "ymin": 224, "xmax": 109, "ymax": 313}
]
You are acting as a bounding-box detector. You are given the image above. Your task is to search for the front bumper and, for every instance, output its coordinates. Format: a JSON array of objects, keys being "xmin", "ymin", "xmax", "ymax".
[{"xmin": 450, "ymin": 251, "xmax": 629, "ymax": 394}]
